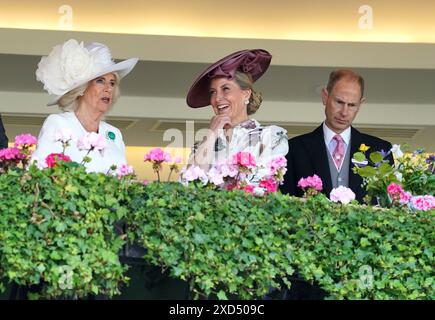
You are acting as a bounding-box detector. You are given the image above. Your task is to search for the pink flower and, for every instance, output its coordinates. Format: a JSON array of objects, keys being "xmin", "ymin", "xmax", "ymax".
[
  {"xmin": 269, "ymin": 155, "xmax": 287, "ymax": 174},
  {"xmin": 232, "ymin": 152, "xmax": 256, "ymax": 168},
  {"xmin": 399, "ymin": 191, "xmax": 412, "ymax": 205},
  {"xmin": 243, "ymin": 185, "xmax": 254, "ymax": 194},
  {"xmin": 0, "ymin": 147, "xmax": 24, "ymax": 161},
  {"xmin": 14, "ymin": 134, "xmax": 37, "ymax": 148},
  {"xmin": 144, "ymin": 148, "xmax": 172, "ymax": 163},
  {"xmin": 116, "ymin": 164, "xmax": 134, "ymax": 178},
  {"xmin": 330, "ymin": 186, "xmax": 356, "ymax": 204},
  {"xmin": 387, "ymin": 183, "xmax": 404, "ymax": 196},
  {"xmin": 45, "ymin": 153, "xmax": 71, "ymax": 168},
  {"xmin": 207, "ymin": 167, "xmax": 225, "ymax": 186},
  {"xmin": 410, "ymin": 195, "xmax": 435, "ymax": 211},
  {"xmin": 387, "ymin": 183, "xmax": 414, "ymax": 206},
  {"xmin": 215, "ymin": 161, "xmax": 239, "ymax": 178},
  {"xmin": 259, "ymin": 178, "xmax": 278, "ymax": 194},
  {"xmin": 297, "ymin": 174, "xmax": 323, "ymax": 191},
  {"xmin": 268, "ymin": 155, "xmax": 287, "ymax": 184},
  {"xmin": 142, "ymin": 179, "xmax": 149, "ymax": 186},
  {"xmin": 180, "ymin": 165, "xmax": 208, "ymax": 185},
  {"xmin": 54, "ymin": 128, "xmax": 74, "ymax": 143},
  {"xmin": 77, "ymin": 132, "xmax": 106, "ymax": 151}
]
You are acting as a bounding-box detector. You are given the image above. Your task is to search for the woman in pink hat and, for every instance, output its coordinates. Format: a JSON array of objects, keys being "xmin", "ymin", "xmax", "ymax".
[
  {"xmin": 186, "ymin": 49, "xmax": 289, "ymax": 184},
  {"xmin": 32, "ymin": 39, "xmax": 138, "ymax": 173}
]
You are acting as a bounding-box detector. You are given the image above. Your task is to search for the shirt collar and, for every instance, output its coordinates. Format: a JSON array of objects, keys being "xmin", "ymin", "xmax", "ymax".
[{"xmin": 323, "ymin": 122, "xmax": 351, "ymax": 146}]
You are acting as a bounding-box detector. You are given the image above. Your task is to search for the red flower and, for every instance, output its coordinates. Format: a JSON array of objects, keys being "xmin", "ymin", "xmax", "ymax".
[
  {"xmin": 259, "ymin": 179, "xmax": 278, "ymax": 194},
  {"xmin": 45, "ymin": 153, "xmax": 72, "ymax": 168}
]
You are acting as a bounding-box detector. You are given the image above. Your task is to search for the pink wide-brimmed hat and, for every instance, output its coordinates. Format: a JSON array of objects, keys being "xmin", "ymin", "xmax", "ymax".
[{"xmin": 186, "ymin": 49, "xmax": 272, "ymax": 108}]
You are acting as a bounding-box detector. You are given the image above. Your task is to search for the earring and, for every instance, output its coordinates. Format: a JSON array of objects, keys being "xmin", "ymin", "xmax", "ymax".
[{"xmin": 244, "ymin": 99, "xmax": 249, "ymax": 105}]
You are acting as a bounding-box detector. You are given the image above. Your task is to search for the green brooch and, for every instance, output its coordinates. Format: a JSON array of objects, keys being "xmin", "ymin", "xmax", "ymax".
[{"xmin": 106, "ymin": 131, "xmax": 116, "ymax": 141}]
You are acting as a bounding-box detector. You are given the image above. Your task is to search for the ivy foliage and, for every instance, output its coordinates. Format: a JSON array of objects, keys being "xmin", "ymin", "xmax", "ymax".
[
  {"xmin": 0, "ymin": 166, "xmax": 433, "ymax": 300},
  {"xmin": 0, "ymin": 162, "xmax": 131, "ymax": 299},
  {"xmin": 127, "ymin": 183, "xmax": 434, "ymax": 300},
  {"xmin": 127, "ymin": 182, "xmax": 296, "ymax": 300},
  {"xmin": 289, "ymin": 194, "xmax": 434, "ymax": 299}
]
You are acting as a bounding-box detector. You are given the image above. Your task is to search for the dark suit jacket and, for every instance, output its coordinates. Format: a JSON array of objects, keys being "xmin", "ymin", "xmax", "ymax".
[
  {"xmin": 0, "ymin": 114, "xmax": 7, "ymax": 149},
  {"xmin": 280, "ymin": 125, "xmax": 394, "ymax": 203}
]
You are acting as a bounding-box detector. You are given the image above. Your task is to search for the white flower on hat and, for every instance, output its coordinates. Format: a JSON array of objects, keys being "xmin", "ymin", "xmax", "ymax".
[
  {"xmin": 36, "ymin": 39, "xmax": 119, "ymax": 97},
  {"xmin": 37, "ymin": 39, "xmax": 93, "ymax": 95},
  {"xmin": 36, "ymin": 39, "xmax": 138, "ymax": 106}
]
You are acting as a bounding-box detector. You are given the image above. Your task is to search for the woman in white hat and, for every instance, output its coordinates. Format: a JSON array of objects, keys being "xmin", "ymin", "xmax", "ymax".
[{"xmin": 32, "ymin": 39, "xmax": 138, "ymax": 173}]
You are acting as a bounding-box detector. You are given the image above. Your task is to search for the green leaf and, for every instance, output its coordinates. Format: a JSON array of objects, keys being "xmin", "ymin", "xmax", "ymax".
[
  {"xmin": 353, "ymin": 152, "xmax": 367, "ymax": 162},
  {"xmin": 360, "ymin": 238, "xmax": 371, "ymax": 247},
  {"xmin": 357, "ymin": 166, "xmax": 377, "ymax": 178},
  {"xmin": 379, "ymin": 162, "xmax": 394, "ymax": 175},
  {"xmin": 370, "ymin": 152, "xmax": 383, "ymax": 164},
  {"xmin": 217, "ymin": 290, "xmax": 228, "ymax": 300}
]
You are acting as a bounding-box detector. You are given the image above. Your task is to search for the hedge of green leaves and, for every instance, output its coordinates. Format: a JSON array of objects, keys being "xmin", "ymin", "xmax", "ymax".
[
  {"xmin": 0, "ymin": 166, "xmax": 433, "ymax": 299},
  {"xmin": 0, "ymin": 163, "xmax": 131, "ymax": 299},
  {"xmin": 126, "ymin": 182, "xmax": 296, "ymax": 299},
  {"xmin": 288, "ymin": 195, "xmax": 434, "ymax": 299},
  {"xmin": 127, "ymin": 182, "xmax": 434, "ymax": 300}
]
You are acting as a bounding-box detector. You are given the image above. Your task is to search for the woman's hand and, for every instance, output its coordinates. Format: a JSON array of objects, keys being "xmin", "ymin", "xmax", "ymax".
[{"xmin": 209, "ymin": 115, "xmax": 232, "ymax": 133}]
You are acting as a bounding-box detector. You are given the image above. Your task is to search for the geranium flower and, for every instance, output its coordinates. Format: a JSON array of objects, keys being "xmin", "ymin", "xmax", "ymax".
[
  {"xmin": 116, "ymin": 164, "xmax": 134, "ymax": 178},
  {"xmin": 54, "ymin": 128, "xmax": 74, "ymax": 143},
  {"xmin": 399, "ymin": 191, "xmax": 412, "ymax": 205},
  {"xmin": 232, "ymin": 152, "xmax": 256, "ymax": 168},
  {"xmin": 45, "ymin": 153, "xmax": 72, "ymax": 168},
  {"xmin": 268, "ymin": 155, "xmax": 287, "ymax": 183},
  {"xmin": 144, "ymin": 148, "xmax": 172, "ymax": 163},
  {"xmin": 387, "ymin": 183, "xmax": 404, "ymax": 196},
  {"xmin": 0, "ymin": 147, "xmax": 23, "ymax": 161},
  {"xmin": 14, "ymin": 134, "xmax": 38, "ymax": 148},
  {"xmin": 259, "ymin": 178, "xmax": 278, "ymax": 194},
  {"xmin": 207, "ymin": 167, "xmax": 225, "ymax": 186},
  {"xmin": 77, "ymin": 132, "xmax": 106, "ymax": 152},
  {"xmin": 330, "ymin": 186, "xmax": 356, "ymax": 204},
  {"xmin": 297, "ymin": 174, "xmax": 323, "ymax": 191},
  {"xmin": 180, "ymin": 165, "xmax": 208, "ymax": 185},
  {"xmin": 243, "ymin": 185, "xmax": 254, "ymax": 194},
  {"xmin": 410, "ymin": 195, "xmax": 435, "ymax": 211}
]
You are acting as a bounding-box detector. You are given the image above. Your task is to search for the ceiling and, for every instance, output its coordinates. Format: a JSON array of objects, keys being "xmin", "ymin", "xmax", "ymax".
[
  {"xmin": 2, "ymin": 53, "xmax": 435, "ymax": 104},
  {"xmin": 1, "ymin": 0, "xmax": 435, "ymax": 43}
]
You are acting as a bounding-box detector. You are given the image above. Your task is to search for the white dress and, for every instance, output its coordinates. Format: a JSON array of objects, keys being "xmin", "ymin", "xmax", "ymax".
[
  {"xmin": 31, "ymin": 112, "xmax": 127, "ymax": 173},
  {"xmin": 190, "ymin": 119, "xmax": 289, "ymax": 183}
]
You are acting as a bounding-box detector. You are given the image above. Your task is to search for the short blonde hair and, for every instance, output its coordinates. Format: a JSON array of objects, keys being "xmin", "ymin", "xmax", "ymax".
[
  {"xmin": 234, "ymin": 71, "xmax": 263, "ymax": 115},
  {"xmin": 58, "ymin": 72, "xmax": 121, "ymax": 111}
]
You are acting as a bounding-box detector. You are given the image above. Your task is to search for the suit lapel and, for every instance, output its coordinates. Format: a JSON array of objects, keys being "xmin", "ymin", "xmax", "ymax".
[
  {"xmin": 304, "ymin": 125, "xmax": 333, "ymax": 196},
  {"xmin": 349, "ymin": 127, "xmax": 365, "ymax": 201}
]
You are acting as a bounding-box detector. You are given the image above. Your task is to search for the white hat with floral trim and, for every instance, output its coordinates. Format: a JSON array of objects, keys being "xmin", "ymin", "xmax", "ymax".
[{"xmin": 36, "ymin": 39, "xmax": 138, "ymax": 106}]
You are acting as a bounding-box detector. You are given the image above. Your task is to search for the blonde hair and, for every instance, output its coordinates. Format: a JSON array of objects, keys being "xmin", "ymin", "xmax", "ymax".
[
  {"xmin": 58, "ymin": 72, "xmax": 121, "ymax": 111},
  {"xmin": 234, "ymin": 71, "xmax": 263, "ymax": 115}
]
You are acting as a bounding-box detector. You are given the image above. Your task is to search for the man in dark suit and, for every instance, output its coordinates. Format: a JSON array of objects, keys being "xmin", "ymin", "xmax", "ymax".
[
  {"xmin": 0, "ymin": 114, "xmax": 7, "ymax": 149},
  {"xmin": 281, "ymin": 69, "xmax": 393, "ymax": 202},
  {"xmin": 279, "ymin": 69, "xmax": 393, "ymax": 300}
]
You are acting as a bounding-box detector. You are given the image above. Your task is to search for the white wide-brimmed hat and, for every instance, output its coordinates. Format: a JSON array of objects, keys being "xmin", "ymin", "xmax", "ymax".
[{"xmin": 36, "ymin": 39, "xmax": 138, "ymax": 106}]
